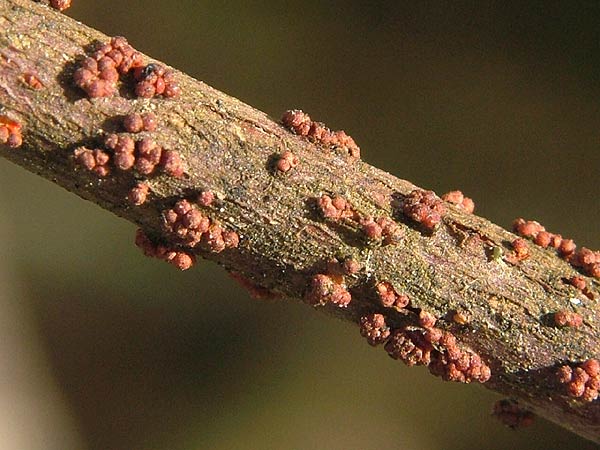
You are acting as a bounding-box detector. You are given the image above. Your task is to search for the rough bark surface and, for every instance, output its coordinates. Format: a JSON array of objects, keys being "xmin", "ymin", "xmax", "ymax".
[{"xmin": 0, "ymin": 0, "xmax": 598, "ymax": 442}]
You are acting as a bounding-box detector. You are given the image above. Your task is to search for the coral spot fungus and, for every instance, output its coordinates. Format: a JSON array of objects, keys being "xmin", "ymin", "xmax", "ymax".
[
  {"xmin": 275, "ymin": 150, "xmax": 299, "ymax": 173},
  {"xmin": 441, "ymin": 190, "xmax": 475, "ymax": 213},
  {"xmin": 0, "ymin": 116, "xmax": 23, "ymax": 148},
  {"xmin": 375, "ymin": 281, "xmax": 409, "ymax": 309},
  {"xmin": 401, "ymin": 189, "xmax": 445, "ymax": 231},
  {"xmin": 197, "ymin": 190, "xmax": 215, "ymax": 207},
  {"xmin": 50, "ymin": 0, "xmax": 72, "ymax": 11},
  {"xmin": 73, "ymin": 36, "xmax": 143, "ymax": 98},
  {"xmin": 73, "ymin": 146, "xmax": 110, "ymax": 176},
  {"xmin": 553, "ymin": 310, "xmax": 583, "ymax": 328},
  {"xmin": 317, "ymin": 194, "xmax": 357, "ymax": 220},
  {"xmin": 23, "ymin": 72, "xmax": 43, "ymax": 90},
  {"xmin": 385, "ymin": 328, "xmax": 433, "ymax": 366},
  {"xmin": 134, "ymin": 229, "xmax": 195, "ymax": 270},
  {"xmin": 127, "ymin": 182, "xmax": 149, "ymax": 206},
  {"xmin": 133, "ymin": 63, "xmax": 180, "ymax": 98},
  {"xmin": 281, "ymin": 109, "xmax": 360, "ymax": 159},
  {"xmin": 557, "ymin": 359, "xmax": 600, "ymax": 402},
  {"xmin": 359, "ymin": 314, "xmax": 391, "ymax": 346},
  {"xmin": 229, "ymin": 272, "xmax": 280, "ymax": 300},
  {"xmin": 304, "ymin": 273, "xmax": 351, "ymax": 307},
  {"xmin": 123, "ymin": 112, "xmax": 158, "ymax": 133}
]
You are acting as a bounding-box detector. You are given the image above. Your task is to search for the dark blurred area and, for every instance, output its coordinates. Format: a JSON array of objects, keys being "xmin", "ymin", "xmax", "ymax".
[{"xmin": 0, "ymin": 1, "xmax": 599, "ymax": 449}]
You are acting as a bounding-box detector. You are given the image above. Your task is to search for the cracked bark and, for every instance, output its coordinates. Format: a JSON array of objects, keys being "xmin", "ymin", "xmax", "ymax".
[{"xmin": 0, "ymin": 0, "xmax": 598, "ymax": 443}]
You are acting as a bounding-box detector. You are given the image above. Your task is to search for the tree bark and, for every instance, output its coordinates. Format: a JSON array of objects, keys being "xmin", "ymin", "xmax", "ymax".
[{"xmin": 1, "ymin": 0, "xmax": 598, "ymax": 443}]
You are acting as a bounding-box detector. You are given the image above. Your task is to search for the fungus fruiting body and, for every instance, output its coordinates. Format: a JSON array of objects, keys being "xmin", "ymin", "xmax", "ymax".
[
  {"xmin": 197, "ymin": 190, "xmax": 215, "ymax": 207},
  {"xmin": 510, "ymin": 238, "xmax": 530, "ymax": 261},
  {"xmin": 127, "ymin": 182, "xmax": 149, "ymax": 205},
  {"xmin": 401, "ymin": 189, "xmax": 445, "ymax": 231},
  {"xmin": 281, "ymin": 109, "xmax": 360, "ymax": 159},
  {"xmin": 317, "ymin": 194, "xmax": 356, "ymax": 220},
  {"xmin": 375, "ymin": 281, "xmax": 409, "ymax": 309},
  {"xmin": 305, "ymin": 273, "xmax": 351, "ymax": 307},
  {"xmin": 23, "ymin": 72, "xmax": 43, "ymax": 89},
  {"xmin": 50, "ymin": 0, "xmax": 71, "ymax": 11},
  {"xmin": 133, "ymin": 63, "xmax": 180, "ymax": 98},
  {"xmin": 123, "ymin": 112, "xmax": 157, "ymax": 133},
  {"xmin": 441, "ymin": 190, "xmax": 475, "ymax": 213},
  {"xmin": 359, "ymin": 314, "xmax": 391, "ymax": 346},
  {"xmin": 0, "ymin": 115, "xmax": 23, "ymax": 148},
  {"xmin": 229, "ymin": 272, "xmax": 280, "ymax": 299},
  {"xmin": 275, "ymin": 150, "xmax": 299, "ymax": 173},
  {"xmin": 384, "ymin": 328, "xmax": 433, "ymax": 366},
  {"xmin": 134, "ymin": 228, "xmax": 195, "ymax": 270},
  {"xmin": 73, "ymin": 146, "xmax": 110, "ymax": 176},
  {"xmin": 557, "ymin": 359, "xmax": 600, "ymax": 402},
  {"xmin": 553, "ymin": 310, "xmax": 583, "ymax": 328}
]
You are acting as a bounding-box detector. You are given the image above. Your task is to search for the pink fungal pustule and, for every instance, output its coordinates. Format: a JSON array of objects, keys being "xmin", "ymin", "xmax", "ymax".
[
  {"xmin": 0, "ymin": 116, "xmax": 23, "ymax": 148},
  {"xmin": 134, "ymin": 228, "xmax": 195, "ymax": 270},
  {"xmin": 73, "ymin": 36, "xmax": 143, "ymax": 98},
  {"xmin": 23, "ymin": 72, "xmax": 43, "ymax": 90},
  {"xmin": 162, "ymin": 199, "xmax": 238, "ymax": 252},
  {"xmin": 73, "ymin": 146, "xmax": 110, "ymax": 176},
  {"xmin": 50, "ymin": 0, "xmax": 72, "ymax": 11},
  {"xmin": 375, "ymin": 281, "xmax": 409, "ymax": 309},
  {"xmin": 281, "ymin": 109, "xmax": 360, "ymax": 159},
  {"xmin": 317, "ymin": 194, "xmax": 357, "ymax": 220},
  {"xmin": 510, "ymin": 238, "xmax": 530, "ymax": 261},
  {"xmin": 441, "ymin": 190, "xmax": 475, "ymax": 214},
  {"xmin": 566, "ymin": 276, "xmax": 595, "ymax": 300},
  {"xmin": 197, "ymin": 190, "xmax": 215, "ymax": 207},
  {"xmin": 427, "ymin": 330, "xmax": 491, "ymax": 383},
  {"xmin": 361, "ymin": 216, "xmax": 404, "ymax": 244},
  {"xmin": 123, "ymin": 112, "xmax": 158, "ymax": 133},
  {"xmin": 275, "ymin": 150, "xmax": 299, "ymax": 173},
  {"xmin": 160, "ymin": 149, "xmax": 184, "ymax": 178},
  {"xmin": 305, "ymin": 273, "xmax": 352, "ymax": 308},
  {"xmin": 359, "ymin": 313, "xmax": 391, "ymax": 346},
  {"xmin": 557, "ymin": 359, "xmax": 600, "ymax": 402},
  {"xmin": 553, "ymin": 310, "xmax": 583, "ymax": 328},
  {"xmin": 384, "ymin": 328, "xmax": 433, "ymax": 366},
  {"xmin": 127, "ymin": 182, "xmax": 149, "ymax": 206},
  {"xmin": 492, "ymin": 399, "xmax": 535, "ymax": 429},
  {"xmin": 133, "ymin": 63, "xmax": 180, "ymax": 98},
  {"xmin": 401, "ymin": 189, "xmax": 445, "ymax": 231},
  {"xmin": 418, "ymin": 310, "xmax": 437, "ymax": 329},
  {"xmin": 571, "ymin": 248, "xmax": 600, "ymax": 278},
  {"xmin": 105, "ymin": 133, "xmax": 135, "ymax": 170}
]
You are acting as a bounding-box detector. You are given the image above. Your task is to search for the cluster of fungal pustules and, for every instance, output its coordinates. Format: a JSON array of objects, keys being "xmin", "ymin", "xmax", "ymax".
[{"xmin": 0, "ymin": 115, "xmax": 23, "ymax": 148}]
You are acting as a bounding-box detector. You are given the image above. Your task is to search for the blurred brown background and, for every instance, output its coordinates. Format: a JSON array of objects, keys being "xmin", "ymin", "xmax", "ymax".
[{"xmin": 0, "ymin": 1, "xmax": 599, "ymax": 449}]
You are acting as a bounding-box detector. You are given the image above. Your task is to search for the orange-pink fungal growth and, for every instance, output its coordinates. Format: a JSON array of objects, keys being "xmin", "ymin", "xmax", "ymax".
[
  {"xmin": 0, "ymin": 116, "xmax": 23, "ymax": 148},
  {"xmin": 566, "ymin": 276, "xmax": 595, "ymax": 300},
  {"xmin": 105, "ymin": 133, "xmax": 135, "ymax": 170},
  {"xmin": 134, "ymin": 228, "xmax": 195, "ymax": 270},
  {"xmin": 317, "ymin": 194, "xmax": 357, "ymax": 220},
  {"xmin": 359, "ymin": 313, "xmax": 391, "ymax": 346},
  {"xmin": 281, "ymin": 109, "xmax": 360, "ymax": 159},
  {"xmin": 163, "ymin": 199, "xmax": 210, "ymax": 247},
  {"xmin": 160, "ymin": 149, "xmax": 184, "ymax": 178},
  {"xmin": 133, "ymin": 63, "xmax": 180, "ymax": 98},
  {"xmin": 50, "ymin": 0, "xmax": 71, "ymax": 11},
  {"xmin": 305, "ymin": 273, "xmax": 351, "ymax": 307},
  {"xmin": 275, "ymin": 150, "xmax": 299, "ymax": 173},
  {"xmin": 441, "ymin": 190, "xmax": 475, "ymax": 213},
  {"xmin": 127, "ymin": 182, "xmax": 149, "ymax": 206},
  {"xmin": 512, "ymin": 218, "xmax": 545, "ymax": 238},
  {"xmin": 571, "ymin": 248, "xmax": 600, "ymax": 278},
  {"xmin": 401, "ymin": 189, "xmax": 445, "ymax": 231},
  {"xmin": 73, "ymin": 146, "xmax": 110, "ymax": 176},
  {"xmin": 427, "ymin": 330, "xmax": 491, "ymax": 383},
  {"xmin": 510, "ymin": 238, "xmax": 530, "ymax": 261},
  {"xmin": 553, "ymin": 310, "xmax": 583, "ymax": 328},
  {"xmin": 557, "ymin": 359, "xmax": 600, "ymax": 402},
  {"xmin": 123, "ymin": 112, "xmax": 157, "ymax": 133},
  {"xmin": 73, "ymin": 36, "xmax": 143, "ymax": 98},
  {"xmin": 23, "ymin": 72, "xmax": 43, "ymax": 89},
  {"xmin": 197, "ymin": 190, "xmax": 215, "ymax": 207},
  {"xmin": 384, "ymin": 328, "xmax": 433, "ymax": 366},
  {"xmin": 418, "ymin": 310, "xmax": 437, "ymax": 329},
  {"xmin": 492, "ymin": 399, "xmax": 535, "ymax": 429},
  {"xmin": 376, "ymin": 281, "xmax": 409, "ymax": 309}
]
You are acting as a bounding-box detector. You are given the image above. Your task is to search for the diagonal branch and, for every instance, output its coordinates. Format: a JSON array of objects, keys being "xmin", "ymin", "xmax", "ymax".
[{"xmin": 1, "ymin": 0, "xmax": 599, "ymax": 443}]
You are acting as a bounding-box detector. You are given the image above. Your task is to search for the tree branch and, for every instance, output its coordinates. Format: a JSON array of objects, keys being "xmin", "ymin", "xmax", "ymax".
[{"xmin": 1, "ymin": 0, "xmax": 599, "ymax": 443}]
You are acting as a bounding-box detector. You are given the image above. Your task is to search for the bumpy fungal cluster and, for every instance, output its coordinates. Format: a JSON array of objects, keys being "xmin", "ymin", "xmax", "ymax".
[
  {"xmin": 73, "ymin": 146, "xmax": 110, "ymax": 176},
  {"xmin": 553, "ymin": 310, "xmax": 583, "ymax": 328},
  {"xmin": 123, "ymin": 112, "xmax": 157, "ymax": 133},
  {"xmin": 401, "ymin": 189, "xmax": 445, "ymax": 231},
  {"xmin": 281, "ymin": 109, "xmax": 360, "ymax": 159},
  {"xmin": 317, "ymin": 194, "xmax": 357, "ymax": 220},
  {"xmin": 275, "ymin": 150, "xmax": 299, "ymax": 173},
  {"xmin": 509, "ymin": 238, "xmax": 530, "ymax": 261},
  {"xmin": 104, "ymin": 134, "xmax": 184, "ymax": 177},
  {"xmin": 135, "ymin": 228, "xmax": 195, "ymax": 270},
  {"xmin": 492, "ymin": 399, "xmax": 535, "ymax": 429},
  {"xmin": 360, "ymin": 216, "xmax": 404, "ymax": 244},
  {"xmin": 359, "ymin": 314, "xmax": 391, "ymax": 346},
  {"xmin": 385, "ymin": 328, "xmax": 433, "ymax": 366},
  {"xmin": 513, "ymin": 218, "xmax": 599, "ymax": 278},
  {"xmin": 441, "ymin": 190, "xmax": 475, "ymax": 213},
  {"xmin": 229, "ymin": 272, "xmax": 280, "ymax": 300},
  {"xmin": 566, "ymin": 276, "xmax": 595, "ymax": 300},
  {"xmin": 375, "ymin": 281, "xmax": 409, "ymax": 309},
  {"xmin": 133, "ymin": 63, "xmax": 180, "ymax": 99},
  {"xmin": 23, "ymin": 72, "xmax": 43, "ymax": 90},
  {"xmin": 305, "ymin": 273, "xmax": 352, "ymax": 307},
  {"xmin": 0, "ymin": 115, "xmax": 23, "ymax": 148},
  {"xmin": 73, "ymin": 36, "xmax": 143, "ymax": 98},
  {"xmin": 127, "ymin": 182, "xmax": 149, "ymax": 206},
  {"xmin": 557, "ymin": 359, "xmax": 600, "ymax": 402},
  {"xmin": 162, "ymin": 199, "xmax": 239, "ymax": 253},
  {"xmin": 50, "ymin": 0, "xmax": 71, "ymax": 10}
]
